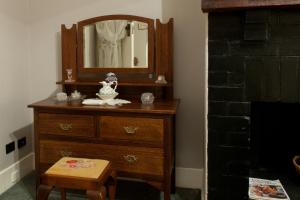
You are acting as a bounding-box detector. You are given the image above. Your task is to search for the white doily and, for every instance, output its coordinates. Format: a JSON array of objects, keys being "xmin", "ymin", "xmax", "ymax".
[{"xmin": 82, "ymin": 98, "xmax": 131, "ymax": 106}]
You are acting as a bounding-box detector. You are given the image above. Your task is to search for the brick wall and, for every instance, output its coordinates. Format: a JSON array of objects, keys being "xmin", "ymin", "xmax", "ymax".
[{"xmin": 208, "ymin": 8, "xmax": 300, "ymax": 200}]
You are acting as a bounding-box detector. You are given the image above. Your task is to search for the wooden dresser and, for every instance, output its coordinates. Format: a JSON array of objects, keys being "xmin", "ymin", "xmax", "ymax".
[
  {"xmin": 29, "ymin": 14, "xmax": 177, "ymax": 200},
  {"xmin": 29, "ymin": 99, "xmax": 178, "ymax": 199}
]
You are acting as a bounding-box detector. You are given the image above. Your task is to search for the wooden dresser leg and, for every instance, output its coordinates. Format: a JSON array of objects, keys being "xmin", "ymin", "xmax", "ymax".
[
  {"xmin": 164, "ymin": 189, "xmax": 171, "ymax": 200},
  {"xmin": 108, "ymin": 171, "xmax": 117, "ymax": 200},
  {"xmin": 171, "ymin": 168, "xmax": 176, "ymax": 194},
  {"xmin": 86, "ymin": 187, "xmax": 106, "ymax": 200},
  {"xmin": 164, "ymin": 178, "xmax": 171, "ymax": 200},
  {"xmin": 37, "ymin": 185, "xmax": 53, "ymax": 200}
]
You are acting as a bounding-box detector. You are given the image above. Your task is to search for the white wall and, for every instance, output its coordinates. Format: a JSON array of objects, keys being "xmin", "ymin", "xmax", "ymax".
[
  {"xmin": 162, "ymin": 0, "xmax": 207, "ymax": 170},
  {"xmin": 28, "ymin": 0, "xmax": 162, "ymax": 102},
  {"xmin": 0, "ymin": 0, "xmax": 32, "ymax": 171}
]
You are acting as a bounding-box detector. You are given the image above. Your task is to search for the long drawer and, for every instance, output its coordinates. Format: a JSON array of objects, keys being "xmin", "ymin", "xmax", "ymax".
[
  {"xmin": 38, "ymin": 113, "xmax": 95, "ymax": 137},
  {"xmin": 39, "ymin": 140, "xmax": 164, "ymax": 177},
  {"xmin": 99, "ymin": 116, "xmax": 164, "ymax": 145}
]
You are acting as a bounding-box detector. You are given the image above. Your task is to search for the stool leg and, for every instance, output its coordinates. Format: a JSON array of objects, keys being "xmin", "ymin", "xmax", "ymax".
[
  {"xmin": 60, "ymin": 188, "xmax": 66, "ymax": 200},
  {"xmin": 100, "ymin": 186, "xmax": 106, "ymax": 200},
  {"xmin": 86, "ymin": 187, "xmax": 106, "ymax": 200},
  {"xmin": 107, "ymin": 171, "xmax": 117, "ymax": 200},
  {"xmin": 37, "ymin": 185, "xmax": 53, "ymax": 200}
]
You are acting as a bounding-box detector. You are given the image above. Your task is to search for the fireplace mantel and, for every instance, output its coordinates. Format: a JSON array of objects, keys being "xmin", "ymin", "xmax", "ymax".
[{"xmin": 202, "ymin": 0, "xmax": 300, "ymax": 12}]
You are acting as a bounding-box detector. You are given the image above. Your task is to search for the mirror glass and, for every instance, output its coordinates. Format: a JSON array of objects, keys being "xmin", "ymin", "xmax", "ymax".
[{"xmin": 83, "ymin": 20, "xmax": 148, "ymax": 68}]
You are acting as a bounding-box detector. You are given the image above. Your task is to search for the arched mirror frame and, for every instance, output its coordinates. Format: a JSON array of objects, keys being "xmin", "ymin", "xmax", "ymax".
[
  {"xmin": 61, "ymin": 15, "xmax": 173, "ymax": 95},
  {"xmin": 77, "ymin": 15, "xmax": 155, "ymax": 74}
]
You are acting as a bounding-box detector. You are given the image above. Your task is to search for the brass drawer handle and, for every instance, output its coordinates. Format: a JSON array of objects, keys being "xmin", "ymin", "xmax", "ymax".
[
  {"xmin": 123, "ymin": 126, "xmax": 139, "ymax": 134},
  {"xmin": 123, "ymin": 155, "xmax": 138, "ymax": 164},
  {"xmin": 60, "ymin": 150, "xmax": 72, "ymax": 157},
  {"xmin": 59, "ymin": 123, "xmax": 72, "ymax": 131}
]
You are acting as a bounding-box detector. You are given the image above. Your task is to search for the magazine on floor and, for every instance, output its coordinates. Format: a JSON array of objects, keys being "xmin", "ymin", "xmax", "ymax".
[{"xmin": 249, "ymin": 177, "xmax": 290, "ymax": 200}]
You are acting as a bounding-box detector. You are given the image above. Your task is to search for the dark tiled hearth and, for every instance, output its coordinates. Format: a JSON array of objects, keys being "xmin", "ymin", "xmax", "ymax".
[
  {"xmin": 250, "ymin": 102, "xmax": 300, "ymax": 200},
  {"xmin": 0, "ymin": 172, "xmax": 201, "ymax": 200},
  {"xmin": 208, "ymin": 8, "xmax": 300, "ymax": 200}
]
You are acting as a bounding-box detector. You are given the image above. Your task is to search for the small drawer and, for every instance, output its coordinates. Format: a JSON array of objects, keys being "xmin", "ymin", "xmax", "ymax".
[
  {"xmin": 39, "ymin": 140, "xmax": 164, "ymax": 177},
  {"xmin": 99, "ymin": 116, "xmax": 164, "ymax": 145},
  {"xmin": 38, "ymin": 113, "xmax": 95, "ymax": 137}
]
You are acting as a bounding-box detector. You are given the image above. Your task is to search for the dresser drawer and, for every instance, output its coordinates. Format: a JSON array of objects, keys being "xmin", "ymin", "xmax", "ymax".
[
  {"xmin": 39, "ymin": 140, "xmax": 163, "ymax": 177},
  {"xmin": 99, "ymin": 116, "xmax": 164, "ymax": 145},
  {"xmin": 38, "ymin": 113, "xmax": 95, "ymax": 137}
]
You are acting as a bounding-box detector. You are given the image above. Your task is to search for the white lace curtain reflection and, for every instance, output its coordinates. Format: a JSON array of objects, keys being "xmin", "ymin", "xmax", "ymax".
[
  {"xmin": 95, "ymin": 20, "xmax": 128, "ymax": 67},
  {"xmin": 83, "ymin": 20, "xmax": 149, "ymax": 68}
]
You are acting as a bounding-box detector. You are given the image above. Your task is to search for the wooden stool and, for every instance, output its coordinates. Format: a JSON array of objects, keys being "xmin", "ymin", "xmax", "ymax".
[{"xmin": 37, "ymin": 157, "xmax": 116, "ymax": 200}]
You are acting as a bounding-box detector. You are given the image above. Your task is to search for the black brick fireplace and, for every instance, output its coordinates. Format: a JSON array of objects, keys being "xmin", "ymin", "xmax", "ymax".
[{"xmin": 208, "ymin": 8, "xmax": 300, "ymax": 200}]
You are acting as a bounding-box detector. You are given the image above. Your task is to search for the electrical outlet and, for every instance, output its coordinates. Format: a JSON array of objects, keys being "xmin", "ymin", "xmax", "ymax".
[
  {"xmin": 5, "ymin": 141, "xmax": 15, "ymax": 154},
  {"xmin": 17, "ymin": 137, "xmax": 26, "ymax": 149}
]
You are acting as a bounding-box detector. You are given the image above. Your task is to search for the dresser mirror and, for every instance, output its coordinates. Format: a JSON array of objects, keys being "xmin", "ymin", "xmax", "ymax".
[
  {"xmin": 77, "ymin": 15, "xmax": 154, "ymax": 74},
  {"xmin": 83, "ymin": 20, "xmax": 148, "ymax": 68}
]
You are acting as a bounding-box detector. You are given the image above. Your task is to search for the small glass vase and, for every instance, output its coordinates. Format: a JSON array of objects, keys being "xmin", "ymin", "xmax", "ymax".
[{"xmin": 141, "ymin": 92, "xmax": 155, "ymax": 104}]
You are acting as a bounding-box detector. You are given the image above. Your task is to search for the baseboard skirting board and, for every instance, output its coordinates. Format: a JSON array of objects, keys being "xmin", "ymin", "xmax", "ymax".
[
  {"xmin": 0, "ymin": 153, "xmax": 35, "ymax": 195},
  {"xmin": 176, "ymin": 167, "xmax": 203, "ymax": 190}
]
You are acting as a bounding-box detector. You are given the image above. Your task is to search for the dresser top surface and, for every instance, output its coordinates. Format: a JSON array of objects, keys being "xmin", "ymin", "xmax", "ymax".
[{"xmin": 28, "ymin": 98, "xmax": 179, "ymax": 115}]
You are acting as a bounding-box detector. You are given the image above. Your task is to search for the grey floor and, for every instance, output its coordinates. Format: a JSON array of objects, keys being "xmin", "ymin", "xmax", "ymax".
[{"xmin": 0, "ymin": 172, "xmax": 201, "ymax": 200}]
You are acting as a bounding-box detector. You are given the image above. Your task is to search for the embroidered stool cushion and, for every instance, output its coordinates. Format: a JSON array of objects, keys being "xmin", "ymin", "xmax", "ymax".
[{"xmin": 37, "ymin": 157, "xmax": 116, "ymax": 200}]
